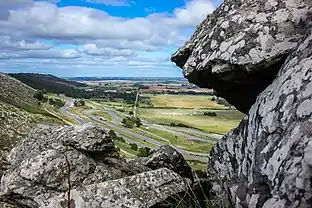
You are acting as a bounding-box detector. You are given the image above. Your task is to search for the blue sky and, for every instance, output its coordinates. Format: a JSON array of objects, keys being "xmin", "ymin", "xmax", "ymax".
[{"xmin": 0, "ymin": 0, "xmax": 221, "ymax": 77}]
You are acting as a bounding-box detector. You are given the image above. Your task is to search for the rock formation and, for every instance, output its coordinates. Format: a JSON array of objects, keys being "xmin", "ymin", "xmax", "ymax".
[
  {"xmin": 172, "ymin": 0, "xmax": 312, "ymax": 114},
  {"xmin": 172, "ymin": 0, "xmax": 312, "ymax": 207},
  {"xmin": 0, "ymin": 124, "xmax": 192, "ymax": 208}
]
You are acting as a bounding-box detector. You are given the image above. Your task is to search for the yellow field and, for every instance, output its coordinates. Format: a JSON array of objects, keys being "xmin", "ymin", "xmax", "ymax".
[{"xmin": 147, "ymin": 94, "xmax": 226, "ymax": 109}]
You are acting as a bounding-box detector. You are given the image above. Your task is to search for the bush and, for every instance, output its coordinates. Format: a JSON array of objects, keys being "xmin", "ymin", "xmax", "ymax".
[
  {"xmin": 137, "ymin": 147, "xmax": 154, "ymax": 157},
  {"xmin": 130, "ymin": 143, "xmax": 138, "ymax": 151},
  {"xmin": 34, "ymin": 90, "xmax": 48, "ymax": 102},
  {"xmin": 122, "ymin": 117, "xmax": 135, "ymax": 128},
  {"xmin": 49, "ymin": 98, "xmax": 65, "ymax": 107},
  {"xmin": 116, "ymin": 137, "xmax": 125, "ymax": 143},
  {"xmin": 74, "ymin": 99, "xmax": 85, "ymax": 107},
  {"xmin": 204, "ymin": 111, "xmax": 217, "ymax": 117},
  {"xmin": 108, "ymin": 130, "xmax": 117, "ymax": 139}
]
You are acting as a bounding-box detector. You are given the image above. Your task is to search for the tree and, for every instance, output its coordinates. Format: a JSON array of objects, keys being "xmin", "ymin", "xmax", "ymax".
[
  {"xmin": 108, "ymin": 130, "xmax": 117, "ymax": 139},
  {"xmin": 130, "ymin": 143, "xmax": 138, "ymax": 151},
  {"xmin": 137, "ymin": 147, "xmax": 154, "ymax": 157},
  {"xmin": 135, "ymin": 117, "xmax": 142, "ymax": 127},
  {"xmin": 121, "ymin": 117, "xmax": 135, "ymax": 128},
  {"xmin": 129, "ymin": 111, "xmax": 134, "ymax": 115}
]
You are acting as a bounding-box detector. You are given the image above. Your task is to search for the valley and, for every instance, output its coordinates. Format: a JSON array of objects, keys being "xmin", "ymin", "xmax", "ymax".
[{"xmin": 0, "ymin": 74, "xmax": 244, "ymax": 171}]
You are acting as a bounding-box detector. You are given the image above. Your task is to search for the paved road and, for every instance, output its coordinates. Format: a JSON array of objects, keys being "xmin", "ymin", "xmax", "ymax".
[
  {"xmin": 84, "ymin": 111, "xmax": 208, "ymax": 162},
  {"xmin": 60, "ymin": 97, "xmax": 209, "ymax": 162},
  {"xmin": 92, "ymin": 102, "xmax": 218, "ymax": 143},
  {"xmin": 60, "ymin": 97, "xmax": 86, "ymax": 125}
]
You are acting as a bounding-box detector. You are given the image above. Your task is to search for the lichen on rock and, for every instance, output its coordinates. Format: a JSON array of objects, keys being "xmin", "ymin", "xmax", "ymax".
[{"xmin": 172, "ymin": 0, "xmax": 312, "ymax": 114}]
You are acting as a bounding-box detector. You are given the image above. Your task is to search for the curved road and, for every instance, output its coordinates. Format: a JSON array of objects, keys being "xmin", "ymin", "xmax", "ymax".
[
  {"xmin": 60, "ymin": 97, "xmax": 86, "ymax": 125},
  {"xmin": 59, "ymin": 97, "xmax": 209, "ymax": 162}
]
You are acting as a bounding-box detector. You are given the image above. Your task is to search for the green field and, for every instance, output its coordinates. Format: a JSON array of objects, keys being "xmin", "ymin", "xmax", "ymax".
[
  {"xmin": 147, "ymin": 94, "xmax": 225, "ymax": 109},
  {"xmin": 137, "ymin": 108, "xmax": 244, "ymax": 134}
]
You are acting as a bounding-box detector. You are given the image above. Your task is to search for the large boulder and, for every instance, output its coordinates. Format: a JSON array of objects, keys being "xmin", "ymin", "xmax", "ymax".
[
  {"xmin": 209, "ymin": 27, "xmax": 312, "ymax": 207},
  {"xmin": 0, "ymin": 124, "xmax": 194, "ymax": 208},
  {"xmin": 142, "ymin": 145, "xmax": 194, "ymax": 181},
  {"xmin": 45, "ymin": 168, "xmax": 190, "ymax": 208},
  {"xmin": 0, "ymin": 125, "xmax": 146, "ymax": 207},
  {"xmin": 172, "ymin": 0, "xmax": 312, "ymax": 113}
]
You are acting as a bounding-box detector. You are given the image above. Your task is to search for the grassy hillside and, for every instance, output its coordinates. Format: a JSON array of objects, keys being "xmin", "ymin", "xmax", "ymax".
[
  {"xmin": 0, "ymin": 73, "xmax": 37, "ymax": 107},
  {"xmin": 9, "ymin": 73, "xmax": 86, "ymax": 97},
  {"xmin": 0, "ymin": 73, "xmax": 63, "ymax": 157}
]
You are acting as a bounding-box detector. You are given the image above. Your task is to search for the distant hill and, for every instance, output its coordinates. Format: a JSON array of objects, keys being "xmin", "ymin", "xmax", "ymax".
[{"xmin": 9, "ymin": 73, "xmax": 87, "ymax": 97}]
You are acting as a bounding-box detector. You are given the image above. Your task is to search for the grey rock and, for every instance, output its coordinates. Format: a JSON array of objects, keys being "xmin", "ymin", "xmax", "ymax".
[
  {"xmin": 44, "ymin": 168, "xmax": 191, "ymax": 208},
  {"xmin": 142, "ymin": 145, "xmax": 194, "ymax": 181},
  {"xmin": 171, "ymin": 0, "xmax": 312, "ymax": 113},
  {"xmin": 0, "ymin": 124, "xmax": 146, "ymax": 207},
  {"xmin": 209, "ymin": 28, "xmax": 312, "ymax": 207}
]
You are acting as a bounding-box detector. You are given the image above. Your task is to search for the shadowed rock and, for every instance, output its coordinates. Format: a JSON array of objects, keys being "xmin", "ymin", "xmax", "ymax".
[
  {"xmin": 172, "ymin": 0, "xmax": 312, "ymax": 113},
  {"xmin": 142, "ymin": 145, "xmax": 194, "ymax": 181},
  {"xmin": 209, "ymin": 27, "xmax": 312, "ymax": 207}
]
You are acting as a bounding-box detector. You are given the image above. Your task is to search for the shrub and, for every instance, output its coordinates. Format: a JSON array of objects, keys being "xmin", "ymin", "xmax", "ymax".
[
  {"xmin": 130, "ymin": 143, "xmax": 138, "ymax": 151},
  {"xmin": 137, "ymin": 147, "xmax": 154, "ymax": 157},
  {"xmin": 116, "ymin": 137, "xmax": 125, "ymax": 143},
  {"xmin": 108, "ymin": 130, "xmax": 117, "ymax": 139},
  {"xmin": 204, "ymin": 111, "xmax": 217, "ymax": 117}
]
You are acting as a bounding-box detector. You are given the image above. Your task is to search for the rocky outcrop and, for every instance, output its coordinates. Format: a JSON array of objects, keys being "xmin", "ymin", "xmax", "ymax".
[
  {"xmin": 141, "ymin": 145, "xmax": 194, "ymax": 181},
  {"xmin": 0, "ymin": 124, "xmax": 191, "ymax": 208},
  {"xmin": 209, "ymin": 27, "xmax": 312, "ymax": 208},
  {"xmin": 172, "ymin": 0, "xmax": 312, "ymax": 207},
  {"xmin": 172, "ymin": 0, "xmax": 312, "ymax": 114},
  {"xmin": 45, "ymin": 168, "xmax": 190, "ymax": 208}
]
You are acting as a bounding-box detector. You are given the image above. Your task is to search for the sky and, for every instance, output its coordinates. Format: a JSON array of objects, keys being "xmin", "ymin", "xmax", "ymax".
[{"xmin": 0, "ymin": 0, "xmax": 222, "ymax": 77}]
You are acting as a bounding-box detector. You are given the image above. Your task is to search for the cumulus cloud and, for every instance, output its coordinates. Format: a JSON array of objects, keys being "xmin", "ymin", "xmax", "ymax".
[
  {"xmin": 0, "ymin": 49, "xmax": 81, "ymax": 59},
  {"xmin": 0, "ymin": 0, "xmax": 216, "ymax": 76},
  {"xmin": 82, "ymin": 44, "xmax": 137, "ymax": 57},
  {"xmin": 85, "ymin": 0, "xmax": 135, "ymax": 6}
]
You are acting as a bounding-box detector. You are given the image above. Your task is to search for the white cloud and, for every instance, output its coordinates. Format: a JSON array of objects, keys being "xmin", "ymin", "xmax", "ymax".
[
  {"xmin": 0, "ymin": 49, "xmax": 81, "ymax": 59},
  {"xmin": 0, "ymin": 0, "xmax": 215, "ymax": 76},
  {"xmin": 85, "ymin": 0, "xmax": 134, "ymax": 6},
  {"xmin": 82, "ymin": 44, "xmax": 137, "ymax": 56}
]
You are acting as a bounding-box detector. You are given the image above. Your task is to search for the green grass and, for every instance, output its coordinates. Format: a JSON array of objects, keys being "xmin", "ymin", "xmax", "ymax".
[
  {"xmin": 146, "ymin": 94, "xmax": 225, "ymax": 109},
  {"xmin": 0, "ymin": 95, "xmax": 59, "ymax": 119},
  {"xmin": 118, "ymin": 131, "xmax": 159, "ymax": 149},
  {"xmin": 187, "ymin": 160, "xmax": 207, "ymax": 171},
  {"xmin": 115, "ymin": 141, "xmax": 138, "ymax": 156},
  {"xmin": 137, "ymin": 108, "xmax": 243, "ymax": 134},
  {"xmin": 91, "ymin": 111, "xmax": 113, "ymax": 122},
  {"xmin": 144, "ymin": 127, "xmax": 212, "ymax": 154}
]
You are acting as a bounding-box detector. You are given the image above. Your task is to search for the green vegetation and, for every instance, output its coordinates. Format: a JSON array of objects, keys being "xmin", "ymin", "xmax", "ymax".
[
  {"xmin": 91, "ymin": 111, "xmax": 113, "ymax": 122},
  {"xmin": 0, "ymin": 96, "xmax": 58, "ymax": 118},
  {"xmin": 49, "ymin": 97, "xmax": 65, "ymax": 107},
  {"xmin": 146, "ymin": 94, "xmax": 226, "ymax": 109},
  {"xmin": 143, "ymin": 127, "xmax": 212, "ymax": 154},
  {"xmin": 74, "ymin": 99, "xmax": 85, "ymax": 107},
  {"xmin": 137, "ymin": 108, "xmax": 243, "ymax": 134},
  {"xmin": 137, "ymin": 147, "xmax": 155, "ymax": 157},
  {"xmin": 121, "ymin": 116, "xmax": 142, "ymax": 128}
]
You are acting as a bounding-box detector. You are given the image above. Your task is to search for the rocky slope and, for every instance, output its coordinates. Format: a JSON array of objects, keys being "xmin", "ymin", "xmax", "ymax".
[
  {"xmin": 0, "ymin": 125, "xmax": 194, "ymax": 208},
  {"xmin": 172, "ymin": 0, "xmax": 312, "ymax": 207},
  {"xmin": 0, "ymin": 73, "xmax": 61, "ymax": 158}
]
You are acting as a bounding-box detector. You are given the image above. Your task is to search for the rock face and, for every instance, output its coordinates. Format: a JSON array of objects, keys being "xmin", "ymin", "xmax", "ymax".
[
  {"xmin": 172, "ymin": 0, "xmax": 312, "ymax": 207},
  {"xmin": 0, "ymin": 125, "xmax": 191, "ymax": 208},
  {"xmin": 209, "ymin": 28, "xmax": 312, "ymax": 208},
  {"xmin": 46, "ymin": 168, "xmax": 190, "ymax": 208},
  {"xmin": 172, "ymin": 0, "xmax": 312, "ymax": 114},
  {"xmin": 142, "ymin": 145, "xmax": 194, "ymax": 181}
]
